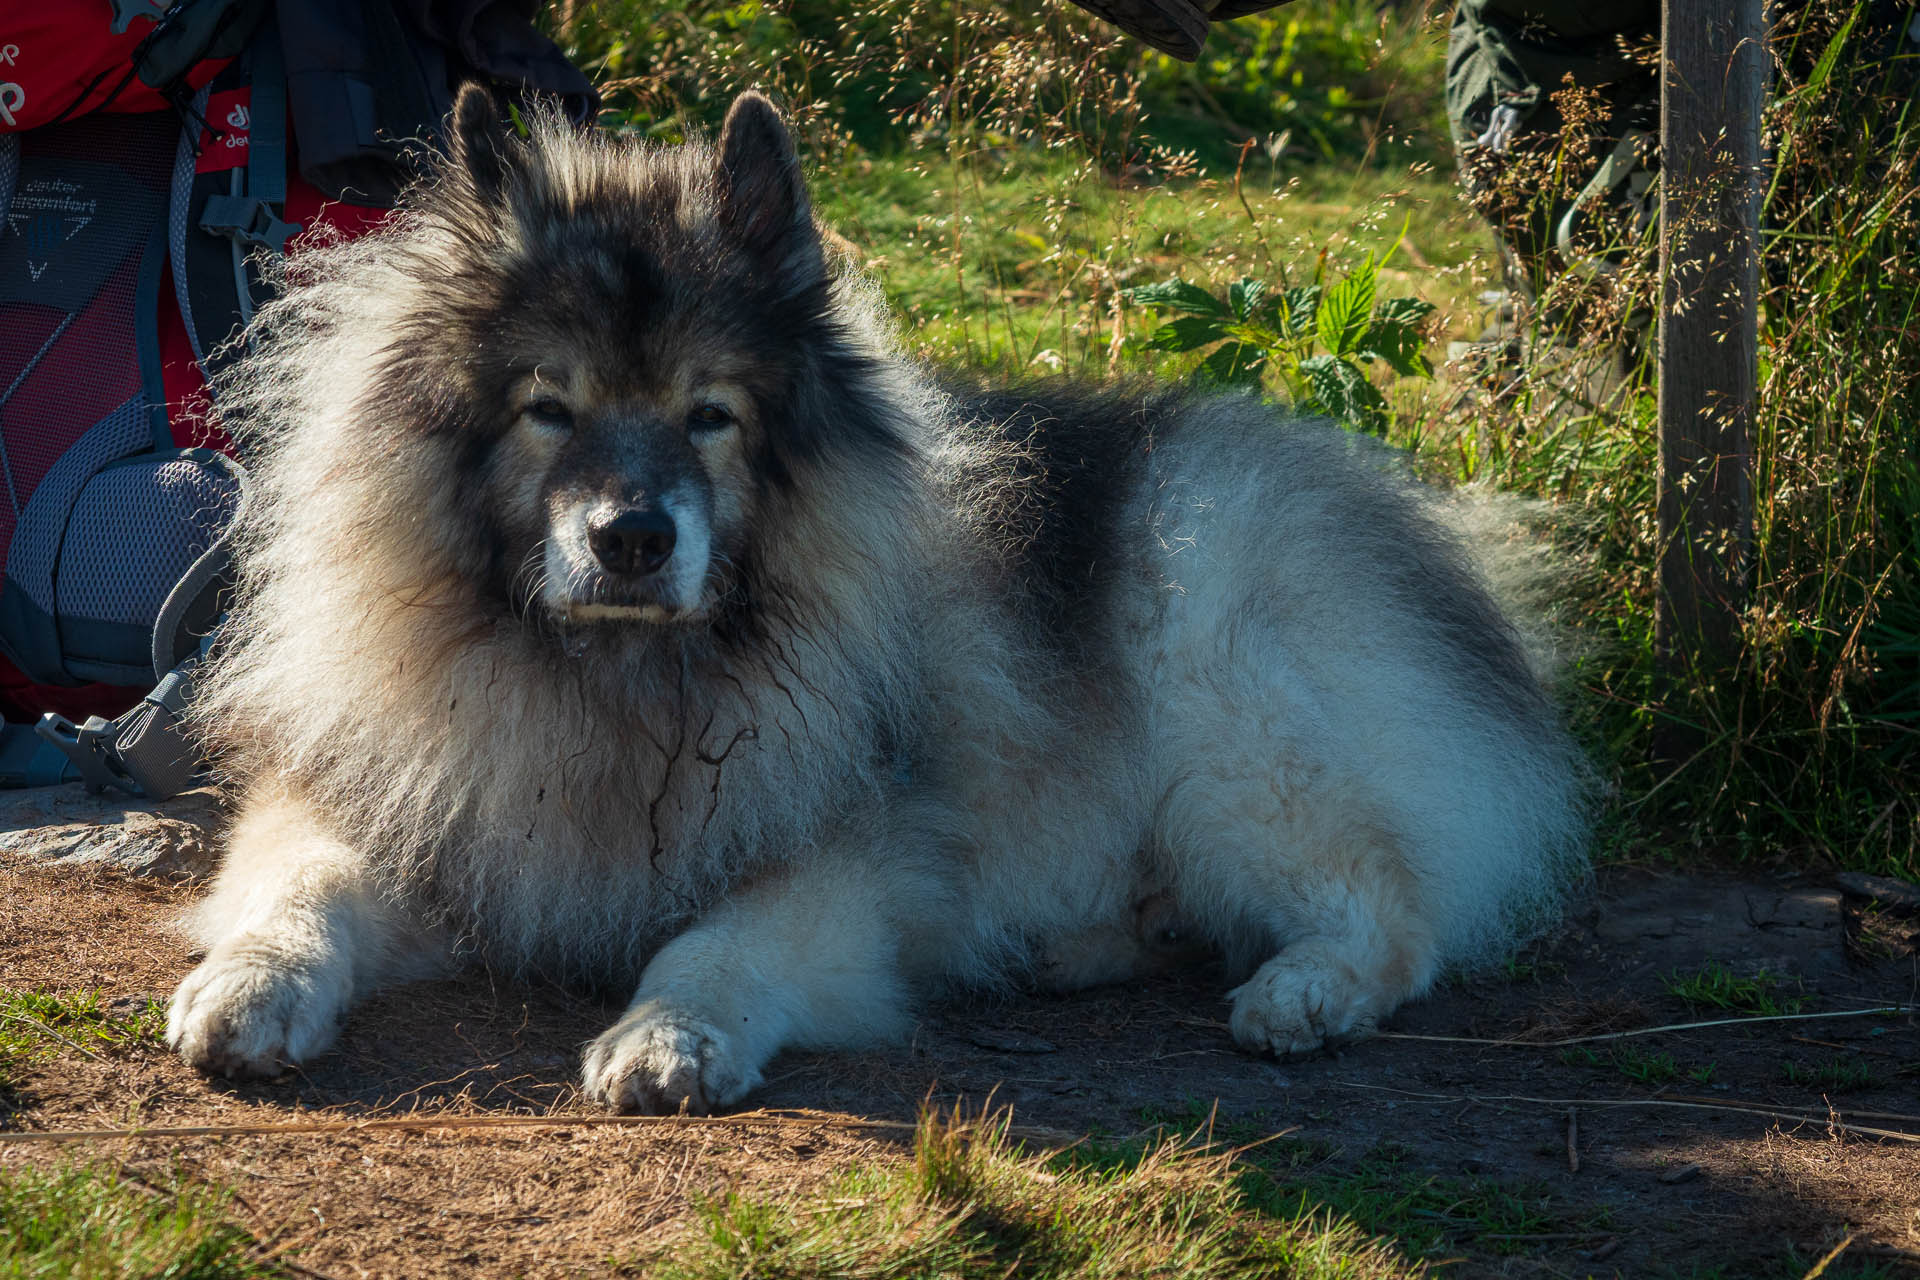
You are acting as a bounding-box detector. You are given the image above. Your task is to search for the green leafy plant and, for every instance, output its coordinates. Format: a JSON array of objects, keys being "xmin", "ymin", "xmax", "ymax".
[
  {"xmin": 1661, "ymin": 963, "xmax": 1807, "ymax": 1017},
  {"xmin": 1609, "ymin": 1045, "xmax": 1680, "ymax": 1085},
  {"xmin": 1122, "ymin": 249, "xmax": 1435, "ymax": 435},
  {"xmin": 1781, "ymin": 1057, "xmax": 1884, "ymax": 1093}
]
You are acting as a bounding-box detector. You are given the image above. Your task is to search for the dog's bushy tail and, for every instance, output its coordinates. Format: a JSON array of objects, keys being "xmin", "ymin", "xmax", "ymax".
[{"xmin": 1442, "ymin": 483, "xmax": 1592, "ymax": 696}]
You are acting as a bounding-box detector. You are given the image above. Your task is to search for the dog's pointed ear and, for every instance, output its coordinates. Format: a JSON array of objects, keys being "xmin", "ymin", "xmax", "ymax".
[
  {"xmin": 448, "ymin": 82, "xmax": 516, "ymax": 200},
  {"xmin": 716, "ymin": 92, "xmax": 824, "ymax": 292}
]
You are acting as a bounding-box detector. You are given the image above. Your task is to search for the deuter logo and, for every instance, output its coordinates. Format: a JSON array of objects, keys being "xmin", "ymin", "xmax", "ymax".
[{"xmin": 197, "ymin": 89, "xmax": 254, "ymax": 175}]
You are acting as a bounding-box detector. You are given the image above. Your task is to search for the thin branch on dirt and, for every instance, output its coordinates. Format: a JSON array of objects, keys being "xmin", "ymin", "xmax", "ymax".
[
  {"xmin": 1791, "ymin": 1034, "xmax": 1899, "ymax": 1058},
  {"xmin": 1655, "ymin": 1094, "xmax": 1920, "ymax": 1125},
  {"xmin": 1801, "ymin": 1231, "xmax": 1858, "ymax": 1279},
  {"xmin": 0, "ymin": 1106, "xmax": 1085, "ymax": 1148},
  {"xmin": 1330, "ymin": 1082, "xmax": 1920, "ymax": 1144},
  {"xmin": 1375, "ymin": 1004, "xmax": 1917, "ymax": 1048},
  {"xmin": 0, "ymin": 1011, "xmax": 107, "ymax": 1062},
  {"xmin": 1565, "ymin": 1107, "xmax": 1579, "ymax": 1173},
  {"xmin": 1479, "ymin": 1231, "xmax": 1612, "ymax": 1242}
]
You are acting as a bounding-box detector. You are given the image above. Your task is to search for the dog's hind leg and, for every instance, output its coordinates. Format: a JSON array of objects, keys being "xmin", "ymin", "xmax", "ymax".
[
  {"xmin": 167, "ymin": 784, "xmax": 441, "ymax": 1078},
  {"xmin": 582, "ymin": 844, "xmax": 950, "ymax": 1114},
  {"xmin": 1157, "ymin": 744, "xmax": 1440, "ymax": 1059}
]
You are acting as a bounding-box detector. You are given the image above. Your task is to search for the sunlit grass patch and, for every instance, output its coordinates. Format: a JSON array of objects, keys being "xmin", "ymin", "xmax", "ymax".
[
  {"xmin": 0, "ymin": 988, "xmax": 165, "ymax": 1073},
  {"xmin": 0, "ymin": 1164, "xmax": 273, "ymax": 1280},
  {"xmin": 636, "ymin": 1104, "xmax": 1414, "ymax": 1279}
]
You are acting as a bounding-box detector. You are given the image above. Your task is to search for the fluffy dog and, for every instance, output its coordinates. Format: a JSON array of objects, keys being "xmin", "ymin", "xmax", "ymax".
[{"xmin": 166, "ymin": 87, "xmax": 1587, "ymax": 1113}]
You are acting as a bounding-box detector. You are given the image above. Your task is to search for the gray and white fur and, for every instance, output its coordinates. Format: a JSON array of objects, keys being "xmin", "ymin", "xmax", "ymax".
[{"xmin": 167, "ymin": 88, "xmax": 1589, "ymax": 1112}]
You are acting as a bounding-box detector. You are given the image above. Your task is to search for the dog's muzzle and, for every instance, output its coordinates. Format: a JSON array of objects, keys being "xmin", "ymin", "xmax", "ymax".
[{"xmin": 544, "ymin": 493, "xmax": 711, "ymax": 626}]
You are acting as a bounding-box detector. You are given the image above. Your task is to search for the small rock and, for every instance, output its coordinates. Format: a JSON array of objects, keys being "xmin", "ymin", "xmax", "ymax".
[
  {"xmin": 1657, "ymin": 1162, "xmax": 1702, "ymax": 1185},
  {"xmin": 966, "ymin": 1028, "xmax": 1057, "ymax": 1054},
  {"xmin": 0, "ymin": 786, "xmax": 222, "ymax": 878}
]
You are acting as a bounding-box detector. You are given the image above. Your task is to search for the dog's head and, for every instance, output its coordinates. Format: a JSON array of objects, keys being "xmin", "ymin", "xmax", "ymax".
[{"xmin": 379, "ymin": 88, "xmax": 901, "ymax": 630}]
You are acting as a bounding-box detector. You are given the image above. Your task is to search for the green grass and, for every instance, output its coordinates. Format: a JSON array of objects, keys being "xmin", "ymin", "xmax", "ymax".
[
  {"xmin": 1608, "ymin": 1045, "xmax": 1680, "ymax": 1085},
  {"xmin": 0, "ymin": 988, "xmax": 166, "ymax": 1100},
  {"xmin": 1662, "ymin": 964, "xmax": 1809, "ymax": 1017},
  {"xmin": 1780, "ymin": 1057, "xmax": 1886, "ymax": 1093},
  {"xmin": 633, "ymin": 1105, "xmax": 1414, "ymax": 1279},
  {"xmin": 0, "ymin": 1164, "xmax": 273, "ymax": 1280},
  {"xmin": 813, "ymin": 150, "xmax": 1484, "ymax": 378},
  {"xmin": 631, "ymin": 1102, "xmax": 1623, "ymax": 1277},
  {"xmin": 0, "ymin": 989, "xmax": 165, "ymax": 1067},
  {"xmin": 1557, "ymin": 1044, "xmax": 1716, "ymax": 1086}
]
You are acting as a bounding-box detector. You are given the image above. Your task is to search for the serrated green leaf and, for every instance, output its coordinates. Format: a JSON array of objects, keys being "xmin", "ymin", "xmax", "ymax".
[
  {"xmin": 1316, "ymin": 258, "xmax": 1378, "ymax": 357},
  {"xmin": 1374, "ymin": 296, "xmax": 1436, "ymax": 327},
  {"xmin": 1357, "ymin": 330, "xmax": 1433, "ymax": 378},
  {"xmin": 1358, "ymin": 296, "xmax": 1436, "ymax": 378},
  {"xmin": 1144, "ymin": 314, "xmax": 1233, "ymax": 353},
  {"xmin": 1299, "ymin": 354, "xmax": 1389, "ymax": 434},
  {"xmin": 1265, "ymin": 285, "xmax": 1321, "ymax": 339},
  {"xmin": 1197, "ymin": 342, "xmax": 1267, "ymax": 388},
  {"xmin": 1121, "ymin": 278, "xmax": 1231, "ymax": 317},
  {"xmin": 1228, "ymin": 277, "xmax": 1267, "ymax": 322}
]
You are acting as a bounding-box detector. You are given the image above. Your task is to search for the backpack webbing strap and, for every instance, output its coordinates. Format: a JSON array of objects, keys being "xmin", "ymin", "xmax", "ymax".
[{"xmin": 246, "ymin": 15, "xmax": 288, "ymax": 207}]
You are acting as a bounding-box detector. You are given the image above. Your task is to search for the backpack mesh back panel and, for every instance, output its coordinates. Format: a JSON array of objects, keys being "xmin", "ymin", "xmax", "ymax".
[{"xmin": 0, "ymin": 112, "xmax": 239, "ymax": 687}]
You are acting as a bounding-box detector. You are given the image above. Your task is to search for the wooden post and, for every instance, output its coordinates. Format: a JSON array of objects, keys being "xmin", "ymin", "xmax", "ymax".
[{"xmin": 1656, "ymin": 0, "xmax": 1765, "ymax": 699}]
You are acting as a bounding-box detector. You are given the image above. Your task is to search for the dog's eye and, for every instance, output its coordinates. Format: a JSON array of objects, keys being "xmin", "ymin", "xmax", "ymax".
[
  {"xmin": 687, "ymin": 404, "xmax": 734, "ymax": 434},
  {"xmin": 524, "ymin": 397, "xmax": 573, "ymax": 430}
]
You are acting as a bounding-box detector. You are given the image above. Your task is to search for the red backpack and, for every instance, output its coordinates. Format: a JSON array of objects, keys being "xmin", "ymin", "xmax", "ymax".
[{"xmin": 0, "ymin": 1, "xmax": 590, "ymax": 793}]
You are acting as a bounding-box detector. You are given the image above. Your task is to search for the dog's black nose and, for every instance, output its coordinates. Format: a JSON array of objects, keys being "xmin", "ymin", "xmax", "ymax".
[{"xmin": 588, "ymin": 508, "xmax": 676, "ymax": 575}]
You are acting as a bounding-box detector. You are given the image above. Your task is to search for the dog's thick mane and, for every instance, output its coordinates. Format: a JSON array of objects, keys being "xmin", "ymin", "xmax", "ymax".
[{"xmin": 194, "ymin": 115, "xmax": 957, "ymax": 982}]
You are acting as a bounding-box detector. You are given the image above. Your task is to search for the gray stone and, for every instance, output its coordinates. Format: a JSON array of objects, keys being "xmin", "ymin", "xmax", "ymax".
[{"xmin": 0, "ymin": 786, "xmax": 223, "ymax": 878}]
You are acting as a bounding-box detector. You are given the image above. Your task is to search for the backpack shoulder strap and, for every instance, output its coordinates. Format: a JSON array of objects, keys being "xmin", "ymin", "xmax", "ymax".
[{"xmin": 188, "ymin": 14, "xmax": 298, "ymax": 377}]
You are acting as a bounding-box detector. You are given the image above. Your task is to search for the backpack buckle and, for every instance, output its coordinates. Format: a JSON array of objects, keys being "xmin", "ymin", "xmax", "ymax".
[
  {"xmin": 34, "ymin": 713, "xmax": 143, "ymax": 796},
  {"xmin": 200, "ymin": 194, "xmax": 301, "ymax": 253}
]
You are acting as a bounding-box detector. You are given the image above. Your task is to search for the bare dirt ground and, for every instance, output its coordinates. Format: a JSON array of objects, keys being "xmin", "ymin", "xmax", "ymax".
[{"xmin": 3, "ymin": 803, "xmax": 1917, "ymax": 1278}]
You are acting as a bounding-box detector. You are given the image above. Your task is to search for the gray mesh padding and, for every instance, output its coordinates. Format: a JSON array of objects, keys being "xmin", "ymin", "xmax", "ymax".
[
  {"xmin": 170, "ymin": 86, "xmax": 210, "ymax": 365},
  {"xmin": 57, "ymin": 455, "xmax": 240, "ymax": 627},
  {"xmin": 5, "ymin": 396, "xmax": 149, "ymax": 614}
]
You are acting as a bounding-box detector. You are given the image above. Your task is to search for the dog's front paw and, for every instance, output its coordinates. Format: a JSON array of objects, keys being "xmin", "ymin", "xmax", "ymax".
[
  {"xmin": 167, "ymin": 942, "xmax": 350, "ymax": 1078},
  {"xmin": 1226, "ymin": 946, "xmax": 1379, "ymax": 1058},
  {"xmin": 582, "ymin": 1003, "xmax": 760, "ymax": 1115}
]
